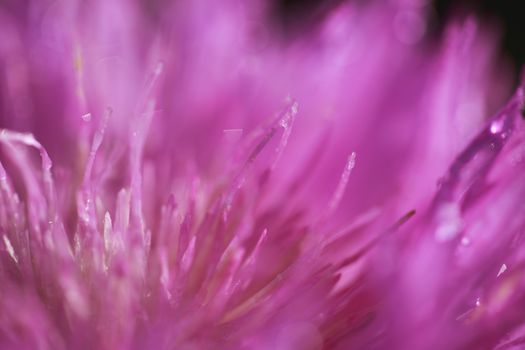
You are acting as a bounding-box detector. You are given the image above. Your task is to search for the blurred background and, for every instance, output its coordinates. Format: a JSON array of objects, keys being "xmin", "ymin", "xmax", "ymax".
[
  {"xmin": 275, "ymin": 0, "xmax": 524, "ymax": 74},
  {"xmin": 1, "ymin": 0, "xmax": 522, "ymax": 71}
]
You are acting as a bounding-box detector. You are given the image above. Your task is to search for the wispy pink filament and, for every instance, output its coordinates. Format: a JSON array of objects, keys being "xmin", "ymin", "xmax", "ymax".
[{"xmin": 0, "ymin": 0, "xmax": 525, "ymax": 349}]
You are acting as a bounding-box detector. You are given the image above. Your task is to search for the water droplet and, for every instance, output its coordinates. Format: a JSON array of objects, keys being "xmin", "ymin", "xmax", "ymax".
[
  {"xmin": 81, "ymin": 113, "xmax": 92, "ymax": 122},
  {"xmin": 490, "ymin": 119, "xmax": 504, "ymax": 134},
  {"xmin": 290, "ymin": 101, "xmax": 299, "ymax": 115},
  {"xmin": 435, "ymin": 203, "xmax": 463, "ymax": 242}
]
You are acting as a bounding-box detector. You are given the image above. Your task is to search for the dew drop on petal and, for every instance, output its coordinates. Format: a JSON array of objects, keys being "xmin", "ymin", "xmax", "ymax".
[
  {"xmin": 435, "ymin": 203, "xmax": 463, "ymax": 242},
  {"xmin": 490, "ymin": 119, "xmax": 504, "ymax": 134},
  {"xmin": 81, "ymin": 112, "xmax": 92, "ymax": 122}
]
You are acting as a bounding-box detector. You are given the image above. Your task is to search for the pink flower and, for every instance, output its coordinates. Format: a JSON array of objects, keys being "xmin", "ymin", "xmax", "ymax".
[{"xmin": 0, "ymin": 0, "xmax": 524, "ymax": 349}]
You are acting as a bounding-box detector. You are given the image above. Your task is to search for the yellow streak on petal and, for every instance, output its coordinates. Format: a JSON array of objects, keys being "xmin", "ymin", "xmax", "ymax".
[{"xmin": 219, "ymin": 273, "xmax": 283, "ymax": 324}]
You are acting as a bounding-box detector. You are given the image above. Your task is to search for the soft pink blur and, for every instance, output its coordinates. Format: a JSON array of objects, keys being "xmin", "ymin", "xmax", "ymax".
[{"xmin": 0, "ymin": 0, "xmax": 524, "ymax": 349}]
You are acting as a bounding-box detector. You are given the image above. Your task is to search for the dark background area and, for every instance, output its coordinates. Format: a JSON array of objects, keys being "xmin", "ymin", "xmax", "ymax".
[
  {"xmin": 435, "ymin": 0, "xmax": 524, "ymax": 70},
  {"xmin": 275, "ymin": 0, "xmax": 525, "ymax": 71}
]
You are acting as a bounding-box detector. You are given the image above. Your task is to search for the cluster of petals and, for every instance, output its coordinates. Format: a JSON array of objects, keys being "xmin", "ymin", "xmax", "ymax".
[{"xmin": 1, "ymin": 0, "xmax": 525, "ymax": 349}]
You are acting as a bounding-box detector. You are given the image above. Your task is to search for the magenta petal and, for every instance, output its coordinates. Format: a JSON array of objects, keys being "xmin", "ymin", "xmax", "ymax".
[{"xmin": 0, "ymin": 1, "xmax": 524, "ymax": 349}]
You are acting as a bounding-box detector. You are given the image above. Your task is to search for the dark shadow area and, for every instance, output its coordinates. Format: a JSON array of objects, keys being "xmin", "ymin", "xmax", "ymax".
[
  {"xmin": 275, "ymin": 0, "xmax": 525, "ymax": 70},
  {"xmin": 435, "ymin": 0, "xmax": 525, "ymax": 70}
]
